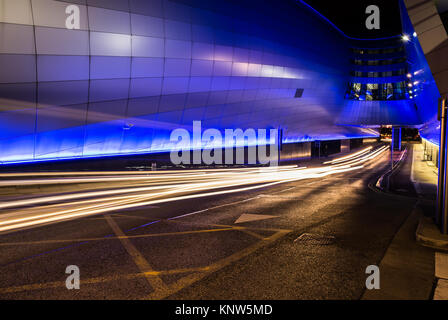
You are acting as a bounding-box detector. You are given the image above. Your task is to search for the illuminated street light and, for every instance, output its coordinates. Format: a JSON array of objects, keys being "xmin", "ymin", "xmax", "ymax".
[{"xmin": 402, "ymin": 34, "xmax": 410, "ymax": 42}]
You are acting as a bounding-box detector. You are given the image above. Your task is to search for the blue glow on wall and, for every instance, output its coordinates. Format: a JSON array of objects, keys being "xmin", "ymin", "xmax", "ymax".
[
  {"xmin": 398, "ymin": 0, "xmax": 441, "ymax": 144},
  {"xmin": 0, "ymin": 0, "xmax": 382, "ymax": 165}
]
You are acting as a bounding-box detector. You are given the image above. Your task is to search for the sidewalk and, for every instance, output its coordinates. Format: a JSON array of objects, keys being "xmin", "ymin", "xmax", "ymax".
[
  {"xmin": 410, "ymin": 143, "xmax": 438, "ymax": 198},
  {"xmin": 410, "ymin": 143, "xmax": 448, "ymax": 299},
  {"xmin": 364, "ymin": 143, "xmax": 448, "ymax": 300},
  {"xmin": 410, "ymin": 143, "xmax": 448, "ymax": 250},
  {"xmin": 362, "ymin": 201, "xmax": 435, "ymax": 300}
]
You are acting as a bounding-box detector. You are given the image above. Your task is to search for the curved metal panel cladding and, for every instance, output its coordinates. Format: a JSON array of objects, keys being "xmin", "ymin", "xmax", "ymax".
[
  {"xmin": 339, "ymin": 100, "xmax": 420, "ymax": 126},
  {"xmin": 399, "ymin": 0, "xmax": 441, "ymax": 145},
  {"xmin": 0, "ymin": 0, "xmax": 376, "ymax": 164}
]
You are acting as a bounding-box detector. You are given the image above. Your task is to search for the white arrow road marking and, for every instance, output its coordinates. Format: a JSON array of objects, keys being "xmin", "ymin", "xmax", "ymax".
[{"xmin": 234, "ymin": 214, "xmax": 278, "ymax": 224}]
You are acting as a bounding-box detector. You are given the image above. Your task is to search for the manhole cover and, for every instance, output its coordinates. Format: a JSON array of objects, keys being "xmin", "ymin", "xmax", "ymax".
[{"xmin": 294, "ymin": 233, "xmax": 335, "ymax": 245}]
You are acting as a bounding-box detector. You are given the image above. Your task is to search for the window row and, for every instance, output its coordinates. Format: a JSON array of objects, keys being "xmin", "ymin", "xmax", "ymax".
[
  {"xmin": 346, "ymin": 81, "xmax": 410, "ymax": 101},
  {"xmin": 351, "ymin": 69, "xmax": 407, "ymax": 78},
  {"xmin": 351, "ymin": 46, "xmax": 404, "ymax": 55},
  {"xmin": 352, "ymin": 57, "xmax": 406, "ymax": 66}
]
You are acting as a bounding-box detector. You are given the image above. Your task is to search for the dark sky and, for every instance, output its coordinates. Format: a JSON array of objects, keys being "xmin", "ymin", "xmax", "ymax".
[{"xmin": 302, "ymin": 0, "xmax": 402, "ymax": 39}]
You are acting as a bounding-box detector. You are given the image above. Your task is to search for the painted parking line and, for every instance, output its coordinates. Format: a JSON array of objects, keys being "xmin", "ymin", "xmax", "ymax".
[
  {"xmin": 0, "ymin": 185, "xmax": 296, "ymax": 297},
  {"xmin": 145, "ymin": 228, "xmax": 291, "ymax": 300},
  {"xmin": 167, "ymin": 196, "xmax": 262, "ymax": 221},
  {"xmin": 0, "ymin": 227, "xmax": 238, "ymax": 246},
  {"xmin": 0, "ymin": 184, "xmax": 294, "ymax": 261},
  {"xmin": 0, "ymin": 266, "xmax": 211, "ymax": 295},
  {"xmin": 0, "ymin": 227, "xmax": 291, "ymax": 299},
  {"xmin": 0, "ymin": 225, "xmax": 285, "ymax": 247},
  {"xmin": 105, "ymin": 215, "xmax": 170, "ymax": 295},
  {"xmin": 237, "ymin": 228, "xmax": 269, "ymax": 240}
]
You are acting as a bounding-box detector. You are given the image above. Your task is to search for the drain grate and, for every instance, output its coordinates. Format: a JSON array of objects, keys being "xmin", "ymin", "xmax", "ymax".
[{"xmin": 294, "ymin": 233, "xmax": 335, "ymax": 245}]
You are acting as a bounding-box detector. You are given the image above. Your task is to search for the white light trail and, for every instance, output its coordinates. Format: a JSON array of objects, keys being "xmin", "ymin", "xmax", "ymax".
[
  {"xmin": 0, "ymin": 145, "xmax": 390, "ymax": 233},
  {"xmin": 323, "ymin": 146, "xmax": 373, "ymax": 164}
]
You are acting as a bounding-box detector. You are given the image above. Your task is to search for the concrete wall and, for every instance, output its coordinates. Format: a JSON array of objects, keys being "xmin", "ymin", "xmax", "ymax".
[
  {"xmin": 279, "ymin": 142, "xmax": 311, "ymax": 163},
  {"xmin": 404, "ymin": 0, "xmax": 448, "ymax": 96},
  {"xmin": 423, "ymin": 138, "xmax": 439, "ymax": 167}
]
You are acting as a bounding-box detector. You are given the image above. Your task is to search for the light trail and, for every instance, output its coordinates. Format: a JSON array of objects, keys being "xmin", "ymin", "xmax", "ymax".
[
  {"xmin": 0, "ymin": 165, "xmax": 301, "ymax": 187},
  {"xmin": 0, "ymin": 145, "xmax": 389, "ymax": 233},
  {"xmin": 323, "ymin": 146, "xmax": 373, "ymax": 164},
  {"xmin": 331, "ymin": 145, "xmax": 389, "ymax": 167}
]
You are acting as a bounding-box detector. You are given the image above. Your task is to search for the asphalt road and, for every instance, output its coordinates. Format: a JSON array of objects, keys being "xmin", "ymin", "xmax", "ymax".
[{"xmin": 0, "ymin": 145, "xmax": 418, "ymax": 299}]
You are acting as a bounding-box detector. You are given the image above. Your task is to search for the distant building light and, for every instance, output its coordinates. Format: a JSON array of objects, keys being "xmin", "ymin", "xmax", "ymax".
[
  {"xmin": 408, "ymin": 83, "xmax": 413, "ymax": 87},
  {"xmin": 413, "ymin": 81, "xmax": 419, "ymax": 85},
  {"xmin": 407, "ymin": 73, "xmax": 412, "ymax": 78},
  {"xmin": 413, "ymin": 32, "xmax": 418, "ymax": 37},
  {"xmin": 402, "ymin": 34, "xmax": 410, "ymax": 42},
  {"xmin": 414, "ymin": 70, "xmax": 423, "ymax": 76}
]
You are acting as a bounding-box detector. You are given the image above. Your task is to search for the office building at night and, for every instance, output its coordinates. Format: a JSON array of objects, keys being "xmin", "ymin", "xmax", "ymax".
[{"xmin": 0, "ymin": 0, "xmax": 441, "ymax": 165}]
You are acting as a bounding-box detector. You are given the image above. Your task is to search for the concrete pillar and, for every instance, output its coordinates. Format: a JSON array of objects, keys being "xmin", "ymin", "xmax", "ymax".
[{"xmin": 392, "ymin": 127, "xmax": 402, "ymax": 151}]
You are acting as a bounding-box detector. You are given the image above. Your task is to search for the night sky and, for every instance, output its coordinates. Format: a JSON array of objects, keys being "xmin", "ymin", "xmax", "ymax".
[{"xmin": 302, "ymin": 0, "xmax": 403, "ymax": 39}]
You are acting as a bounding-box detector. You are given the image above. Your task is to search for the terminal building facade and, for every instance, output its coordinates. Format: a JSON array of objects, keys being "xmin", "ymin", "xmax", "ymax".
[{"xmin": 0, "ymin": 0, "xmax": 441, "ymax": 165}]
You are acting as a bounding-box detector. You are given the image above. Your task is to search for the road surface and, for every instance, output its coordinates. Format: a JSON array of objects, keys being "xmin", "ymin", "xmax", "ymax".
[{"xmin": 0, "ymin": 144, "xmax": 418, "ymax": 299}]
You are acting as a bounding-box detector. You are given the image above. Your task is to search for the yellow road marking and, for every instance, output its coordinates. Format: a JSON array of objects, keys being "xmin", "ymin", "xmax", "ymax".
[
  {"xmin": 0, "ymin": 224, "xmax": 287, "ymax": 247},
  {"xmin": 0, "ymin": 267, "xmax": 211, "ymax": 295},
  {"xmin": 0, "ymin": 227, "xmax": 236, "ymax": 246},
  {"xmin": 147, "ymin": 229, "xmax": 291, "ymax": 299},
  {"xmin": 166, "ymin": 219, "xmax": 286, "ymax": 233},
  {"xmin": 165, "ymin": 219, "xmax": 270, "ymax": 240},
  {"xmin": 0, "ymin": 225, "xmax": 284, "ymax": 247},
  {"xmin": 237, "ymin": 228, "xmax": 268, "ymax": 240},
  {"xmin": 0, "ymin": 227, "xmax": 291, "ymax": 298},
  {"xmin": 104, "ymin": 215, "xmax": 169, "ymax": 294}
]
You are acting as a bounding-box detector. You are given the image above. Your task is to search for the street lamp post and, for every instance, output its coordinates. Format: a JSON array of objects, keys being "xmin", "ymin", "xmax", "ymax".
[{"xmin": 438, "ymin": 96, "xmax": 448, "ymax": 234}]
